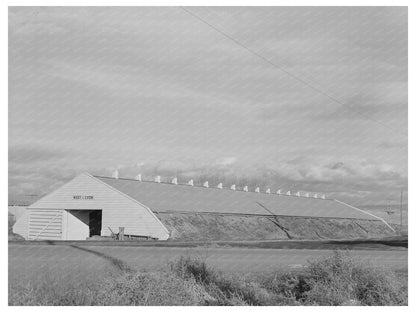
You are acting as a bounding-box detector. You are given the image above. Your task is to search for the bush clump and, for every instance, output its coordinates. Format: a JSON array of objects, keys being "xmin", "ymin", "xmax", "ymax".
[
  {"xmin": 95, "ymin": 271, "xmax": 206, "ymax": 305},
  {"xmin": 171, "ymin": 255, "xmax": 280, "ymax": 305},
  {"xmin": 258, "ymin": 250, "xmax": 407, "ymax": 306},
  {"xmin": 9, "ymin": 273, "xmax": 98, "ymax": 305}
]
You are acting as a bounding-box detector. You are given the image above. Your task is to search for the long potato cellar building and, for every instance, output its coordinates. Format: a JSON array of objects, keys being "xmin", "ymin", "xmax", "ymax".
[{"xmin": 13, "ymin": 173, "xmax": 394, "ymax": 241}]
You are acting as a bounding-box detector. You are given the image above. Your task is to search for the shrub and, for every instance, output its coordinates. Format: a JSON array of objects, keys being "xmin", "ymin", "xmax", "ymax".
[
  {"xmin": 9, "ymin": 273, "xmax": 98, "ymax": 305},
  {"xmin": 304, "ymin": 251, "xmax": 407, "ymax": 305},
  {"xmin": 259, "ymin": 250, "xmax": 407, "ymax": 306},
  {"xmin": 170, "ymin": 256, "xmax": 284, "ymax": 305},
  {"xmin": 258, "ymin": 270, "xmax": 310, "ymax": 304},
  {"xmin": 170, "ymin": 256, "xmax": 216, "ymax": 285},
  {"xmin": 352, "ymin": 264, "xmax": 407, "ymax": 305},
  {"xmin": 95, "ymin": 271, "xmax": 205, "ymax": 305}
]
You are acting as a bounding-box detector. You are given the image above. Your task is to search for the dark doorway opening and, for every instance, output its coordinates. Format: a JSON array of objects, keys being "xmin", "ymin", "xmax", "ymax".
[{"xmin": 89, "ymin": 210, "xmax": 102, "ymax": 237}]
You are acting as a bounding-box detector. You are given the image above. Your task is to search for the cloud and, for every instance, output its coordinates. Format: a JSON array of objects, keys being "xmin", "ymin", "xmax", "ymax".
[
  {"xmin": 8, "ymin": 7, "xmax": 407, "ymax": 207},
  {"xmin": 8, "ymin": 155, "xmax": 407, "ymax": 206},
  {"xmin": 215, "ymin": 157, "xmax": 237, "ymax": 166},
  {"xmin": 87, "ymin": 156, "xmax": 406, "ymax": 205},
  {"xmin": 9, "ymin": 144, "xmax": 70, "ymax": 165},
  {"xmin": 377, "ymin": 140, "xmax": 407, "ymax": 149},
  {"xmin": 9, "ymin": 8, "xmax": 69, "ymax": 36}
]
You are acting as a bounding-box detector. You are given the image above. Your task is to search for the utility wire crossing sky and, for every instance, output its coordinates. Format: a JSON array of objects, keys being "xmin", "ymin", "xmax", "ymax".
[{"xmin": 8, "ymin": 6, "xmax": 407, "ymax": 206}]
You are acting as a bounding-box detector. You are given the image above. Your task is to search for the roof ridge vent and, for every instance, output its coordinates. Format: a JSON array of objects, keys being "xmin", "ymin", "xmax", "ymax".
[
  {"xmin": 286, "ymin": 190, "xmax": 291, "ymax": 196},
  {"xmin": 155, "ymin": 176, "xmax": 161, "ymax": 183},
  {"xmin": 255, "ymin": 187, "xmax": 260, "ymax": 193},
  {"xmin": 171, "ymin": 177, "xmax": 178, "ymax": 185},
  {"xmin": 243, "ymin": 186, "xmax": 248, "ymax": 192},
  {"xmin": 203, "ymin": 181, "xmax": 209, "ymax": 188},
  {"xmin": 112, "ymin": 170, "xmax": 119, "ymax": 179},
  {"xmin": 230, "ymin": 184, "xmax": 236, "ymax": 190},
  {"xmin": 266, "ymin": 188, "xmax": 271, "ymax": 194},
  {"xmin": 135, "ymin": 174, "xmax": 142, "ymax": 181},
  {"xmin": 187, "ymin": 179, "xmax": 194, "ymax": 186},
  {"xmin": 217, "ymin": 183, "xmax": 223, "ymax": 189}
]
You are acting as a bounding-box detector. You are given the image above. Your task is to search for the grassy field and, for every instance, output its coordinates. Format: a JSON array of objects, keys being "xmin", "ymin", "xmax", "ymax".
[
  {"xmin": 9, "ymin": 242, "xmax": 407, "ymax": 274},
  {"xmin": 9, "ymin": 249, "xmax": 407, "ymax": 306}
]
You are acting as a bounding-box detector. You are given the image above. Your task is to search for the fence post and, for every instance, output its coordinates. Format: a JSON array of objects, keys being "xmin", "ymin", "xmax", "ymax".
[{"xmin": 119, "ymin": 227, "xmax": 124, "ymax": 241}]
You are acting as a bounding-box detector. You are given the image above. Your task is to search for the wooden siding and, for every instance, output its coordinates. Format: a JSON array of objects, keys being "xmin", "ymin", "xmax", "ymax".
[
  {"xmin": 28, "ymin": 209, "xmax": 63, "ymax": 240},
  {"xmin": 27, "ymin": 173, "xmax": 169, "ymax": 240}
]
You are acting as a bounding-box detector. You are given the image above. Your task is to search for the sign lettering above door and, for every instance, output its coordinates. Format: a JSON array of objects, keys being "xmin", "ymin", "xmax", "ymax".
[{"xmin": 73, "ymin": 195, "xmax": 94, "ymax": 200}]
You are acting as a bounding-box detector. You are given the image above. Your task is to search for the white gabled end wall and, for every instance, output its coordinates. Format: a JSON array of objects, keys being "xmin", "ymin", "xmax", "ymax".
[{"xmin": 13, "ymin": 173, "xmax": 170, "ymax": 240}]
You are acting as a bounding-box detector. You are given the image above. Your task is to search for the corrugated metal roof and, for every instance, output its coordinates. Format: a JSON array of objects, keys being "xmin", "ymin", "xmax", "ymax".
[{"xmin": 94, "ymin": 176, "xmax": 379, "ymax": 220}]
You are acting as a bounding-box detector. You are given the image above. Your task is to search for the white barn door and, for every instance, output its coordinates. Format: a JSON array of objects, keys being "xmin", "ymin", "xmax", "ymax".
[{"xmin": 28, "ymin": 209, "xmax": 63, "ymax": 240}]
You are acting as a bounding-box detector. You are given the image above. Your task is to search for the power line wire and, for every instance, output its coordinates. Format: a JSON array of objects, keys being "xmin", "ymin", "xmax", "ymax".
[{"xmin": 180, "ymin": 6, "xmax": 406, "ymax": 138}]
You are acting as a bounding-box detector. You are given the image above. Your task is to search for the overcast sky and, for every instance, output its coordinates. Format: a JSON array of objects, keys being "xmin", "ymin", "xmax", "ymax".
[{"xmin": 9, "ymin": 6, "xmax": 407, "ymax": 206}]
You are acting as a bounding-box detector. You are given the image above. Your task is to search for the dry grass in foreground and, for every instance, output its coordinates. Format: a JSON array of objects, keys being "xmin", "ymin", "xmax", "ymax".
[{"xmin": 9, "ymin": 250, "xmax": 407, "ymax": 306}]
